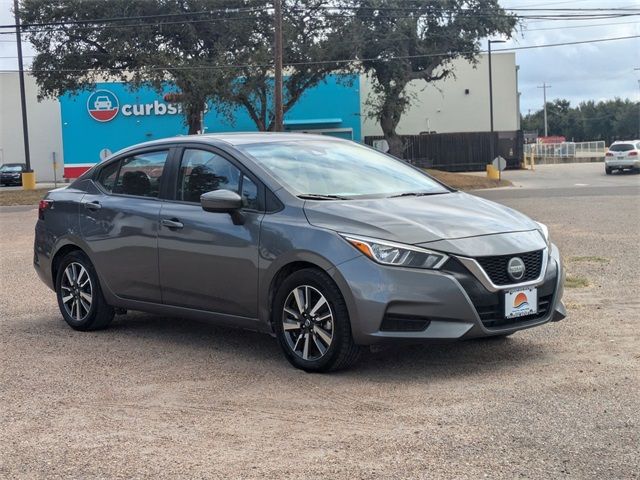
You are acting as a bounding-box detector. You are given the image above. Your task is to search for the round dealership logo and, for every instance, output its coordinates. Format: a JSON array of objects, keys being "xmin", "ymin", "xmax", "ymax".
[
  {"xmin": 507, "ymin": 257, "xmax": 526, "ymax": 281},
  {"xmin": 87, "ymin": 89, "xmax": 119, "ymax": 122}
]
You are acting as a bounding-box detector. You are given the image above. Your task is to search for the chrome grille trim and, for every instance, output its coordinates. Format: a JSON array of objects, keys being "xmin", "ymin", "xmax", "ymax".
[{"xmin": 453, "ymin": 248, "xmax": 549, "ymax": 293}]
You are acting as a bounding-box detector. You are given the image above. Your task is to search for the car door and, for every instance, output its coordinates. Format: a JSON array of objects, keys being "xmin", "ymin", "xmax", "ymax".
[
  {"xmin": 157, "ymin": 146, "xmax": 263, "ymax": 318},
  {"xmin": 79, "ymin": 148, "xmax": 172, "ymax": 303}
]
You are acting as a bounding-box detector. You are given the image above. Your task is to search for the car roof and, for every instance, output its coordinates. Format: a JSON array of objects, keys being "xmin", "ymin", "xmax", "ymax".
[
  {"xmin": 112, "ymin": 132, "xmax": 349, "ymax": 156},
  {"xmin": 611, "ymin": 140, "xmax": 640, "ymax": 144}
]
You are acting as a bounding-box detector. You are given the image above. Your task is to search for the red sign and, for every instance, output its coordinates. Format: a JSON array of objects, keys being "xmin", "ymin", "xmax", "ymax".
[{"xmin": 539, "ymin": 136, "xmax": 566, "ymax": 144}]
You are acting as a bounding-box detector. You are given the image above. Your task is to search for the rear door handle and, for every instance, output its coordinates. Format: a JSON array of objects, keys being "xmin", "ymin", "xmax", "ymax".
[
  {"xmin": 161, "ymin": 218, "xmax": 184, "ymax": 230},
  {"xmin": 83, "ymin": 201, "xmax": 101, "ymax": 211}
]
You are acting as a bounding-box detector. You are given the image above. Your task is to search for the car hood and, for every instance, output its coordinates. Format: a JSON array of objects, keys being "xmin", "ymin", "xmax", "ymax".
[{"xmin": 303, "ymin": 191, "xmax": 539, "ymax": 245}]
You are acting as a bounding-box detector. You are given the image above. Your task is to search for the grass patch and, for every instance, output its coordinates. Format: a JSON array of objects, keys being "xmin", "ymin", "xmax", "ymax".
[
  {"xmin": 425, "ymin": 169, "xmax": 512, "ymax": 190},
  {"xmin": 0, "ymin": 188, "xmax": 49, "ymax": 206},
  {"xmin": 565, "ymin": 275, "xmax": 590, "ymax": 288},
  {"xmin": 568, "ymin": 256, "xmax": 610, "ymax": 264}
]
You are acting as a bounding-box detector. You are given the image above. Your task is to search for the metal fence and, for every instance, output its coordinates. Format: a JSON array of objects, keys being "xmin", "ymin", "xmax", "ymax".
[
  {"xmin": 524, "ymin": 141, "xmax": 606, "ymax": 159},
  {"xmin": 364, "ymin": 130, "xmax": 524, "ymax": 172}
]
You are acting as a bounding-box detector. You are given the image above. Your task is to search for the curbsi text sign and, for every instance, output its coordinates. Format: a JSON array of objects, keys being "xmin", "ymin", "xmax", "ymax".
[{"xmin": 86, "ymin": 89, "xmax": 182, "ymax": 123}]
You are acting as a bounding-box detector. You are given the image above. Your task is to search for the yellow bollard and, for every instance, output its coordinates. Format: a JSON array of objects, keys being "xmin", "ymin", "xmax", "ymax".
[
  {"xmin": 21, "ymin": 171, "xmax": 36, "ymax": 190},
  {"xmin": 486, "ymin": 164, "xmax": 500, "ymax": 180}
]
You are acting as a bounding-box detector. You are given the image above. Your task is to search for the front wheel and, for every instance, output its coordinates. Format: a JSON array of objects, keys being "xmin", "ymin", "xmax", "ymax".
[
  {"xmin": 273, "ymin": 269, "xmax": 360, "ymax": 372},
  {"xmin": 55, "ymin": 250, "xmax": 114, "ymax": 331},
  {"xmin": 605, "ymin": 167, "xmax": 612, "ymax": 175}
]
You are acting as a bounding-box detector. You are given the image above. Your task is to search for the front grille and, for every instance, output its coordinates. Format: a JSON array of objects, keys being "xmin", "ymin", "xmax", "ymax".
[
  {"xmin": 442, "ymin": 257, "xmax": 557, "ymax": 330},
  {"xmin": 475, "ymin": 250, "xmax": 543, "ymax": 286},
  {"xmin": 380, "ymin": 314, "xmax": 431, "ymax": 332}
]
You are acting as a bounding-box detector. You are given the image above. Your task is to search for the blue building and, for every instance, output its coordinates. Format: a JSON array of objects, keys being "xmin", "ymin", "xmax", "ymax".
[{"xmin": 59, "ymin": 74, "xmax": 361, "ymax": 178}]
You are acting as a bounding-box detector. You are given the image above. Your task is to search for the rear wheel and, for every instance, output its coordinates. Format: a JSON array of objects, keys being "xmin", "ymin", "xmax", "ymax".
[
  {"xmin": 55, "ymin": 251, "xmax": 114, "ymax": 331},
  {"xmin": 273, "ymin": 268, "xmax": 360, "ymax": 372}
]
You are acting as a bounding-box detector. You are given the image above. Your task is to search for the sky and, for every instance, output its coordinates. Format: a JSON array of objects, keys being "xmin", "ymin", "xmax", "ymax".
[{"xmin": 0, "ymin": 0, "xmax": 638, "ymax": 115}]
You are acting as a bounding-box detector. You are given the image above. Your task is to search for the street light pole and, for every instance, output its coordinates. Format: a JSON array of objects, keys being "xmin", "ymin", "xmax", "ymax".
[
  {"xmin": 273, "ymin": 0, "xmax": 284, "ymax": 132},
  {"xmin": 488, "ymin": 39, "xmax": 505, "ymax": 179},
  {"xmin": 13, "ymin": 0, "xmax": 32, "ymax": 179}
]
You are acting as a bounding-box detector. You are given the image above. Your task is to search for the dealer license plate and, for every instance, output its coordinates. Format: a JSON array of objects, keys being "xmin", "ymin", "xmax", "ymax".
[{"xmin": 504, "ymin": 287, "xmax": 538, "ymax": 319}]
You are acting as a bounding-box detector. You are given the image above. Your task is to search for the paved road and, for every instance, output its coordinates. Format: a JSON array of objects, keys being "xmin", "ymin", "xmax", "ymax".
[
  {"xmin": 501, "ymin": 162, "xmax": 639, "ymax": 190},
  {"xmin": 1, "ymin": 164, "xmax": 638, "ymax": 479}
]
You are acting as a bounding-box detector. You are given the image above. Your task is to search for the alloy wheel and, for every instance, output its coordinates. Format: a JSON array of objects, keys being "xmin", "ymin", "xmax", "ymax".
[
  {"xmin": 60, "ymin": 262, "xmax": 93, "ymax": 321},
  {"xmin": 282, "ymin": 285, "xmax": 334, "ymax": 361}
]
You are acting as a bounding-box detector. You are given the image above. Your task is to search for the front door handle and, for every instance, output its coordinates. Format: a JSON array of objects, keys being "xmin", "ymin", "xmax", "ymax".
[
  {"xmin": 83, "ymin": 201, "xmax": 101, "ymax": 211},
  {"xmin": 161, "ymin": 218, "xmax": 184, "ymax": 230}
]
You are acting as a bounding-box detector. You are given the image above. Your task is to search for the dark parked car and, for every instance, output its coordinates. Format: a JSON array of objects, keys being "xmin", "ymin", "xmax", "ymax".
[
  {"xmin": 34, "ymin": 134, "xmax": 565, "ymax": 372},
  {"xmin": 0, "ymin": 163, "xmax": 27, "ymax": 186}
]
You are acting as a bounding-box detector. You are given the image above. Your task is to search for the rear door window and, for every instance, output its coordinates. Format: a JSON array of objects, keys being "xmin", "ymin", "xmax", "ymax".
[{"xmin": 97, "ymin": 150, "xmax": 169, "ymax": 197}]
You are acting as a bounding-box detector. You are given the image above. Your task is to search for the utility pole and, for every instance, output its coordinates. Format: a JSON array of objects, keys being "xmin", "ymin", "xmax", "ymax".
[
  {"xmin": 488, "ymin": 39, "xmax": 505, "ymax": 180},
  {"xmin": 13, "ymin": 0, "xmax": 34, "ymax": 187},
  {"xmin": 635, "ymin": 68, "xmax": 639, "ymax": 138},
  {"xmin": 537, "ymin": 82, "xmax": 551, "ymax": 137},
  {"xmin": 273, "ymin": 0, "xmax": 283, "ymax": 132}
]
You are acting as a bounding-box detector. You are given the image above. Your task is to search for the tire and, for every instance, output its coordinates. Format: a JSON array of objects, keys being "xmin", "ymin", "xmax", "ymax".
[
  {"xmin": 605, "ymin": 167, "xmax": 612, "ymax": 175},
  {"xmin": 55, "ymin": 250, "xmax": 114, "ymax": 331},
  {"xmin": 273, "ymin": 268, "xmax": 360, "ymax": 372}
]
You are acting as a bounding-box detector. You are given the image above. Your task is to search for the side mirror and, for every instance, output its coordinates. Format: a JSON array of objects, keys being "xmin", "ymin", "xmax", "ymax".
[{"xmin": 200, "ymin": 190, "xmax": 245, "ymax": 225}]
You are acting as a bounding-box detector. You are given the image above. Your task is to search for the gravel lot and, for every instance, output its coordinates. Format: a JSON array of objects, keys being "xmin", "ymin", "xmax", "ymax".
[{"xmin": 1, "ymin": 167, "xmax": 638, "ymax": 479}]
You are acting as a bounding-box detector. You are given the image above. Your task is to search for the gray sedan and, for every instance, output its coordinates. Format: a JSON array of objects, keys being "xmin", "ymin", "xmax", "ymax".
[{"xmin": 34, "ymin": 133, "xmax": 565, "ymax": 372}]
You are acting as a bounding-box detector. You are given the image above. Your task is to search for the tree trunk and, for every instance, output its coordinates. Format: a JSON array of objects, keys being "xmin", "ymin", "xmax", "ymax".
[
  {"xmin": 379, "ymin": 98, "xmax": 404, "ymax": 158},
  {"xmin": 185, "ymin": 102, "xmax": 204, "ymax": 135}
]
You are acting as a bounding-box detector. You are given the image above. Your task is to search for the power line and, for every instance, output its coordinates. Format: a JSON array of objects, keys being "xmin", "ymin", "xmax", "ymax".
[
  {"xmin": 2, "ymin": 6, "xmax": 638, "ymax": 34},
  {"xmin": 3, "ymin": 12, "xmax": 638, "ymax": 36},
  {"xmin": 1, "ymin": 34, "xmax": 637, "ymax": 72},
  {"xmin": 0, "ymin": 7, "xmax": 265, "ymax": 30},
  {"xmin": 523, "ymin": 19, "xmax": 640, "ymax": 32}
]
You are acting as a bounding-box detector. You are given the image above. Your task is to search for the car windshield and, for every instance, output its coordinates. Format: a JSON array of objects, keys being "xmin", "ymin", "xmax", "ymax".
[
  {"xmin": 238, "ymin": 140, "xmax": 449, "ymax": 198},
  {"xmin": 609, "ymin": 144, "xmax": 635, "ymax": 152},
  {"xmin": 0, "ymin": 165, "xmax": 23, "ymax": 172}
]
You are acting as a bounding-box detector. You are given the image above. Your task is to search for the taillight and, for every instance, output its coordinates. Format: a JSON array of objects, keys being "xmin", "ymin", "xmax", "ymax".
[
  {"xmin": 38, "ymin": 199, "xmax": 52, "ymax": 220},
  {"xmin": 605, "ymin": 152, "xmax": 614, "ymax": 157},
  {"xmin": 629, "ymin": 151, "xmax": 638, "ymax": 156}
]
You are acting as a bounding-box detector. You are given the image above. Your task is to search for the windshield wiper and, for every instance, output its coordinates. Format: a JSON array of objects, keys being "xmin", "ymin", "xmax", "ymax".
[
  {"xmin": 298, "ymin": 194, "xmax": 350, "ymax": 200},
  {"xmin": 388, "ymin": 191, "xmax": 445, "ymax": 198}
]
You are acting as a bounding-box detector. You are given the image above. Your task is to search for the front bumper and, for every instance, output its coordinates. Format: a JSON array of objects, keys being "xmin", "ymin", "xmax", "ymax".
[
  {"xmin": 0, "ymin": 175, "xmax": 22, "ymax": 185},
  {"xmin": 334, "ymin": 243, "xmax": 565, "ymax": 345}
]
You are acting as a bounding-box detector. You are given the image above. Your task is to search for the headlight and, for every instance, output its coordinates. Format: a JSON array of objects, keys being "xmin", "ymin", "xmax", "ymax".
[
  {"xmin": 341, "ymin": 234, "xmax": 448, "ymax": 269},
  {"xmin": 536, "ymin": 221, "xmax": 550, "ymax": 246}
]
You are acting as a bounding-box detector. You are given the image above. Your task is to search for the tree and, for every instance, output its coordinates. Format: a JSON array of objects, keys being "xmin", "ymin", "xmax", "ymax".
[
  {"xmin": 343, "ymin": 0, "xmax": 517, "ymax": 156},
  {"xmin": 217, "ymin": 0, "xmax": 354, "ymax": 131},
  {"xmin": 21, "ymin": 0, "xmax": 257, "ymax": 134},
  {"xmin": 21, "ymin": 0, "xmax": 352, "ymax": 135},
  {"xmin": 522, "ymin": 98, "xmax": 639, "ymax": 143}
]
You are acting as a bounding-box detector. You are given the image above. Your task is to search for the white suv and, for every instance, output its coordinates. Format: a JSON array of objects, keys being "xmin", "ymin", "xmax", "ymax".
[{"xmin": 605, "ymin": 140, "xmax": 640, "ymax": 174}]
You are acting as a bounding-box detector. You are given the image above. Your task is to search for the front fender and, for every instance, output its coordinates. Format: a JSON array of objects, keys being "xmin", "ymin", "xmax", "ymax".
[{"xmin": 256, "ymin": 207, "xmax": 360, "ymax": 328}]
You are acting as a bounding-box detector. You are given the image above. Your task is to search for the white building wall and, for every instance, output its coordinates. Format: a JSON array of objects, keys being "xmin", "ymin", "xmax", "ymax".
[
  {"xmin": 361, "ymin": 52, "xmax": 520, "ymax": 137},
  {"xmin": 0, "ymin": 72, "xmax": 63, "ymax": 182}
]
